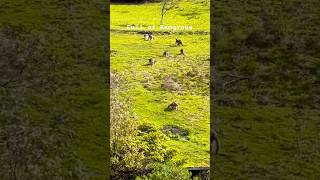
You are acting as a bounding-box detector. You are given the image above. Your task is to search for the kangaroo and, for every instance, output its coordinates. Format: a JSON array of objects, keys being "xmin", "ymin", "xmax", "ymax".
[
  {"xmin": 176, "ymin": 38, "xmax": 183, "ymax": 46},
  {"xmin": 148, "ymin": 58, "xmax": 156, "ymax": 66},
  {"xmin": 168, "ymin": 102, "xmax": 178, "ymax": 110},
  {"xmin": 179, "ymin": 49, "xmax": 185, "ymax": 56},
  {"xmin": 144, "ymin": 33, "xmax": 149, "ymax": 40},
  {"xmin": 144, "ymin": 33, "xmax": 154, "ymax": 41},
  {"xmin": 163, "ymin": 51, "xmax": 170, "ymax": 58}
]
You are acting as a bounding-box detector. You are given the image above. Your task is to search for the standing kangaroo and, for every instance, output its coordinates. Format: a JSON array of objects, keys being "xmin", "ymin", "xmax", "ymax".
[{"xmin": 175, "ymin": 38, "xmax": 183, "ymax": 46}]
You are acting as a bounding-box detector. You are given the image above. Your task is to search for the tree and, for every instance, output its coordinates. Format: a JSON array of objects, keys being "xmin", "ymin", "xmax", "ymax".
[{"xmin": 160, "ymin": 0, "xmax": 180, "ymax": 25}]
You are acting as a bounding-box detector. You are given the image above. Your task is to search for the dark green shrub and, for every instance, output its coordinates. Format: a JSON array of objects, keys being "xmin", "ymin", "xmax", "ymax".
[{"xmin": 136, "ymin": 162, "xmax": 191, "ymax": 180}]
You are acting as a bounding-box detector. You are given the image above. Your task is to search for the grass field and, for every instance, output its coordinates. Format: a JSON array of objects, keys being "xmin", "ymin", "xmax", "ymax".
[
  {"xmin": 213, "ymin": 0, "xmax": 320, "ymax": 179},
  {"xmin": 0, "ymin": 0, "xmax": 108, "ymax": 179},
  {"xmin": 111, "ymin": 0, "xmax": 210, "ymax": 167}
]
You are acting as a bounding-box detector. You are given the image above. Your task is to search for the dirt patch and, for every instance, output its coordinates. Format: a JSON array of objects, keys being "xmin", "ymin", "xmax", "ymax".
[
  {"xmin": 161, "ymin": 125, "xmax": 190, "ymax": 140},
  {"xmin": 161, "ymin": 75, "xmax": 181, "ymax": 91},
  {"xmin": 138, "ymin": 123, "xmax": 156, "ymax": 133}
]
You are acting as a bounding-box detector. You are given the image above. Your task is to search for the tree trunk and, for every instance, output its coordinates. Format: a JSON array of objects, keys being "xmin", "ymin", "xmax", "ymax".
[{"xmin": 160, "ymin": 14, "xmax": 164, "ymax": 25}]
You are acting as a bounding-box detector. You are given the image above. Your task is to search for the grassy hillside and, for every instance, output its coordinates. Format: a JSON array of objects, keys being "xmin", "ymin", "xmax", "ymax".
[
  {"xmin": 0, "ymin": 0, "xmax": 108, "ymax": 179},
  {"xmin": 111, "ymin": 0, "xmax": 210, "ymax": 167},
  {"xmin": 212, "ymin": 0, "xmax": 320, "ymax": 179}
]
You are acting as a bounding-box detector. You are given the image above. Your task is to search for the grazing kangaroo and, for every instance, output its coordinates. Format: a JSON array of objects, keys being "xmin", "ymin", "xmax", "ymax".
[
  {"xmin": 148, "ymin": 58, "xmax": 156, "ymax": 66},
  {"xmin": 163, "ymin": 51, "xmax": 170, "ymax": 58},
  {"xmin": 176, "ymin": 38, "xmax": 183, "ymax": 46},
  {"xmin": 211, "ymin": 129, "xmax": 219, "ymax": 154},
  {"xmin": 168, "ymin": 102, "xmax": 178, "ymax": 110},
  {"xmin": 179, "ymin": 49, "xmax": 185, "ymax": 56},
  {"xmin": 144, "ymin": 33, "xmax": 154, "ymax": 41}
]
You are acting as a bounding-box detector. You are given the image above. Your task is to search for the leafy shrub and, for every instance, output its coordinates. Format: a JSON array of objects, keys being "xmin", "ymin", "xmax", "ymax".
[{"xmin": 136, "ymin": 162, "xmax": 191, "ymax": 180}]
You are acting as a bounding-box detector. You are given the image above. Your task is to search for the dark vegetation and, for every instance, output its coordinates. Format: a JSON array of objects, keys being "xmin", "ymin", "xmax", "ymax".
[
  {"xmin": 212, "ymin": 0, "xmax": 320, "ymax": 179},
  {"xmin": 0, "ymin": 26, "xmax": 86, "ymax": 179},
  {"xmin": 111, "ymin": 0, "xmax": 161, "ymax": 3},
  {"xmin": 136, "ymin": 162, "xmax": 191, "ymax": 180},
  {"xmin": 0, "ymin": 0, "xmax": 108, "ymax": 179}
]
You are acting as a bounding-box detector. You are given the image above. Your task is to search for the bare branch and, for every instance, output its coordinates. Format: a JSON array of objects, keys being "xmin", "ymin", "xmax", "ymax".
[{"xmin": 160, "ymin": 0, "xmax": 180, "ymax": 24}]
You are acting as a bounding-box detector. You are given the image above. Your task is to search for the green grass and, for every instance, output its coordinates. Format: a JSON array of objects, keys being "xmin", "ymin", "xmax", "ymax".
[
  {"xmin": 111, "ymin": 0, "xmax": 210, "ymax": 31},
  {"xmin": 212, "ymin": 0, "xmax": 320, "ymax": 178},
  {"xmin": 111, "ymin": 0, "xmax": 210, "ymax": 167},
  {"xmin": 0, "ymin": 0, "xmax": 108, "ymax": 179}
]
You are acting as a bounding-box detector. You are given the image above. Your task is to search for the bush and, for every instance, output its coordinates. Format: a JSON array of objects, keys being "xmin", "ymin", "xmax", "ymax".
[{"xmin": 136, "ymin": 162, "xmax": 191, "ymax": 180}]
